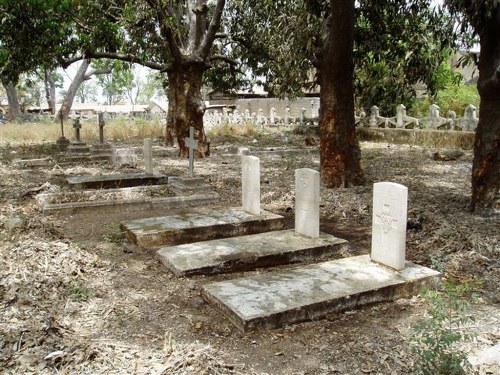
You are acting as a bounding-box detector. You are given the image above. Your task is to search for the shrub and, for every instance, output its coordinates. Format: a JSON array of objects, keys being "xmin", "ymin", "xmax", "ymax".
[{"xmin": 412, "ymin": 279, "xmax": 479, "ymax": 375}]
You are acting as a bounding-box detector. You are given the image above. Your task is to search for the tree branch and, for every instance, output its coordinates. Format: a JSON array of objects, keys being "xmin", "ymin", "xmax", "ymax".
[
  {"xmin": 145, "ymin": 0, "xmax": 183, "ymax": 62},
  {"xmin": 84, "ymin": 68, "xmax": 112, "ymax": 80},
  {"xmin": 210, "ymin": 55, "xmax": 238, "ymax": 66},
  {"xmin": 84, "ymin": 51, "xmax": 169, "ymax": 71},
  {"xmin": 199, "ymin": 0, "xmax": 226, "ymax": 58}
]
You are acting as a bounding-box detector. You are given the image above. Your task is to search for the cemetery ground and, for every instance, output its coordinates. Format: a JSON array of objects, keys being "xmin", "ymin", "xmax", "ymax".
[{"xmin": 0, "ymin": 127, "xmax": 499, "ymax": 374}]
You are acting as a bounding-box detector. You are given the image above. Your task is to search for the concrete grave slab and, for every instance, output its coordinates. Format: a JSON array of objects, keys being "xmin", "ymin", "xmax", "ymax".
[
  {"xmin": 202, "ymin": 254, "xmax": 440, "ymax": 331},
  {"xmin": 38, "ymin": 178, "xmax": 219, "ymax": 214},
  {"xmin": 66, "ymin": 172, "xmax": 168, "ymax": 190},
  {"xmin": 156, "ymin": 229, "xmax": 348, "ymax": 276},
  {"xmin": 121, "ymin": 207, "xmax": 285, "ymax": 248}
]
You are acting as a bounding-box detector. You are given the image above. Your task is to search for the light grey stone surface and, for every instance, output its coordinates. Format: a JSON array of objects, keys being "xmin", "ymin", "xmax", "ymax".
[
  {"xmin": 242, "ymin": 155, "xmax": 260, "ymax": 215},
  {"xmin": 371, "ymin": 182, "xmax": 408, "ymax": 270},
  {"xmin": 143, "ymin": 138, "xmax": 154, "ymax": 175},
  {"xmin": 202, "ymin": 254, "xmax": 440, "ymax": 331},
  {"xmin": 295, "ymin": 168, "xmax": 320, "ymax": 238},
  {"xmin": 157, "ymin": 229, "xmax": 348, "ymax": 276}
]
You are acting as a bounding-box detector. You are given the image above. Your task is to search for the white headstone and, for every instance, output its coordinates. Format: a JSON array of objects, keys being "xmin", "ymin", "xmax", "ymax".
[
  {"xmin": 185, "ymin": 127, "xmax": 198, "ymax": 177},
  {"xmin": 242, "ymin": 155, "xmax": 260, "ymax": 215},
  {"xmin": 295, "ymin": 168, "xmax": 320, "ymax": 238},
  {"xmin": 143, "ymin": 138, "xmax": 153, "ymax": 175},
  {"xmin": 371, "ymin": 182, "xmax": 408, "ymax": 270}
]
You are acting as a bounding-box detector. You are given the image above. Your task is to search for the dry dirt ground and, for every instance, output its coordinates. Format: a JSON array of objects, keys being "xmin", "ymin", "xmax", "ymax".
[{"xmin": 0, "ymin": 133, "xmax": 499, "ymax": 375}]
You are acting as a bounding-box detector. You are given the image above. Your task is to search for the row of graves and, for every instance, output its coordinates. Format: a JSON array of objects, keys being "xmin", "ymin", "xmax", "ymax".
[
  {"xmin": 117, "ymin": 154, "xmax": 439, "ymax": 331},
  {"xmin": 26, "ymin": 122, "xmax": 440, "ymax": 332},
  {"xmin": 36, "ymin": 128, "xmax": 218, "ymax": 214},
  {"xmin": 206, "ymin": 102, "xmax": 479, "ymax": 132}
]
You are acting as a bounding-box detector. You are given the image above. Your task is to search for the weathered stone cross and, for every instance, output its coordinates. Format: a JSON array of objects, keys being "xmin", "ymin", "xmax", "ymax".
[{"xmin": 185, "ymin": 126, "xmax": 198, "ymax": 177}]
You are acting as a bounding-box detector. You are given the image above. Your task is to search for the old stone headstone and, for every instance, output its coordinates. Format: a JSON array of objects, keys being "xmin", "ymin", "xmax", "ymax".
[
  {"xmin": 56, "ymin": 111, "xmax": 70, "ymax": 150},
  {"xmin": 241, "ymin": 155, "xmax": 260, "ymax": 215},
  {"xmin": 98, "ymin": 112, "xmax": 105, "ymax": 144},
  {"xmin": 72, "ymin": 117, "xmax": 82, "ymax": 143},
  {"xmin": 185, "ymin": 127, "xmax": 198, "ymax": 177},
  {"xmin": 144, "ymin": 138, "xmax": 154, "ymax": 175},
  {"xmin": 371, "ymin": 182, "xmax": 408, "ymax": 270},
  {"xmin": 295, "ymin": 168, "xmax": 320, "ymax": 238}
]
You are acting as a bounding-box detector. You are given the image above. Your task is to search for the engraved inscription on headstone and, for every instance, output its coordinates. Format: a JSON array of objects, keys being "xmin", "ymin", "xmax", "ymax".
[
  {"xmin": 241, "ymin": 155, "xmax": 260, "ymax": 215},
  {"xmin": 371, "ymin": 182, "xmax": 408, "ymax": 270},
  {"xmin": 295, "ymin": 168, "xmax": 320, "ymax": 238}
]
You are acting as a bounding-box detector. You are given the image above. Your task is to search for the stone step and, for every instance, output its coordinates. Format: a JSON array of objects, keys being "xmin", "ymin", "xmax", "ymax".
[
  {"xmin": 156, "ymin": 230, "xmax": 349, "ymax": 276},
  {"xmin": 121, "ymin": 207, "xmax": 285, "ymax": 248},
  {"xmin": 67, "ymin": 172, "xmax": 168, "ymax": 189},
  {"xmin": 202, "ymin": 255, "xmax": 440, "ymax": 332}
]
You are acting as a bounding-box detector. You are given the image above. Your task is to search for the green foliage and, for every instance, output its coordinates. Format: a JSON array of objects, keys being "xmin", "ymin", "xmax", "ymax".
[
  {"xmin": 436, "ymin": 83, "xmax": 479, "ymax": 117},
  {"xmin": 93, "ymin": 60, "xmax": 134, "ymax": 105},
  {"xmin": 67, "ymin": 278, "xmax": 91, "ymax": 302},
  {"xmin": 412, "ymin": 279, "xmax": 479, "ymax": 375},
  {"xmin": 229, "ymin": 1, "xmax": 457, "ymax": 111}
]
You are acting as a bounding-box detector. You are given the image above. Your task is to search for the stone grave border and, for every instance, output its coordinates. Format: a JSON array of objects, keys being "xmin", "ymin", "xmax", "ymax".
[{"xmin": 37, "ymin": 177, "xmax": 219, "ymax": 214}]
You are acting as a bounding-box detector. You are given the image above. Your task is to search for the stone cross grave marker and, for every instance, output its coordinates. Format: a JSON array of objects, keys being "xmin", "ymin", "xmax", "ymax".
[
  {"xmin": 241, "ymin": 155, "xmax": 260, "ymax": 215},
  {"xmin": 73, "ymin": 117, "xmax": 82, "ymax": 143},
  {"xmin": 98, "ymin": 112, "xmax": 105, "ymax": 144},
  {"xmin": 295, "ymin": 168, "xmax": 320, "ymax": 238},
  {"xmin": 371, "ymin": 182, "xmax": 408, "ymax": 270},
  {"xmin": 185, "ymin": 127, "xmax": 198, "ymax": 177},
  {"xmin": 144, "ymin": 138, "xmax": 154, "ymax": 175}
]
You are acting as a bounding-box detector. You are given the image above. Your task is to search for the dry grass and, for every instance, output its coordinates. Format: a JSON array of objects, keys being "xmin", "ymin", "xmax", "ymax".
[{"xmin": 0, "ymin": 117, "xmax": 164, "ymax": 145}]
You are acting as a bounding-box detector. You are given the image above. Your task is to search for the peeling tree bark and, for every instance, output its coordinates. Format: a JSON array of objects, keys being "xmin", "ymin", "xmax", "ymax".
[
  {"xmin": 318, "ymin": 0, "xmax": 364, "ymax": 187},
  {"xmin": 472, "ymin": 7, "xmax": 500, "ymax": 212}
]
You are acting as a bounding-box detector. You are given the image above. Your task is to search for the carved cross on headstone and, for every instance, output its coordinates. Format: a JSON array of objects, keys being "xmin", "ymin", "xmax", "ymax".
[{"xmin": 185, "ymin": 126, "xmax": 198, "ymax": 177}]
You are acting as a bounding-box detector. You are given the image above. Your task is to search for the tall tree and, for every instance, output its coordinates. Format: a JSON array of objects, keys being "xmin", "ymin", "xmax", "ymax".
[
  {"xmin": 56, "ymin": 59, "xmax": 112, "ymax": 120},
  {"xmin": 319, "ymin": 0, "xmax": 364, "ymax": 187},
  {"xmin": 93, "ymin": 60, "xmax": 133, "ymax": 105},
  {"xmin": 229, "ymin": 0, "xmax": 451, "ymax": 186},
  {"xmin": 446, "ymin": 0, "xmax": 500, "ymax": 212}
]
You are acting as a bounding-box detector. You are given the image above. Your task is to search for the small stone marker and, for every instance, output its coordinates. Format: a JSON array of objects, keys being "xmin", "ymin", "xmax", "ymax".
[
  {"xmin": 295, "ymin": 168, "xmax": 320, "ymax": 238},
  {"xmin": 144, "ymin": 138, "xmax": 153, "ymax": 175},
  {"xmin": 72, "ymin": 117, "xmax": 82, "ymax": 143},
  {"xmin": 371, "ymin": 182, "xmax": 408, "ymax": 270},
  {"xmin": 185, "ymin": 127, "xmax": 198, "ymax": 177},
  {"xmin": 98, "ymin": 112, "xmax": 105, "ymax": 144},
  {"xmin": 242, "ymin": 155, "xmax": 260, "ymax": 215}
]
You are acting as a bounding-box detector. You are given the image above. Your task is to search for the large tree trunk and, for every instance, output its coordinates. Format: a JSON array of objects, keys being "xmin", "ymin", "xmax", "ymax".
[
  {"xmin": 472, "ymin": 7, "xmax": 500, "ymax": 213},
  {"xmin": 167, "ymin": 60, "xmax": 209, "ymax": 158},
  {"xmin": 318, "ymin": 0, "xmax": 364, "ymax": 187},
  {"xmin": 3, "ymin": 80, "xmax": 22, "ymax": 121},
  {"xmin": 55, "ymin": 60, "xmax": 91, "ymax": 121}
]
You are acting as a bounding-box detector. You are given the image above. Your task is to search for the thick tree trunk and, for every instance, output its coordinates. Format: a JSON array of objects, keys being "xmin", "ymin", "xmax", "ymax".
[
  {"xmin": 3, "ymin": 80, "xmax": 22, "ymax": 121},
  {"xmin": 318, "ymin": 0, "xmax": 364, "ymax": 187},
  {"xmin": 55, "ymin": 60, "xmax": 91, "ymax": 121},
  {"xmin": 472, "ymin": 8, "xmax": 500, "ymax": 213},
  {"xmin": 167, "ymin": 60, "xmax": 209, "ymax": 158}
]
